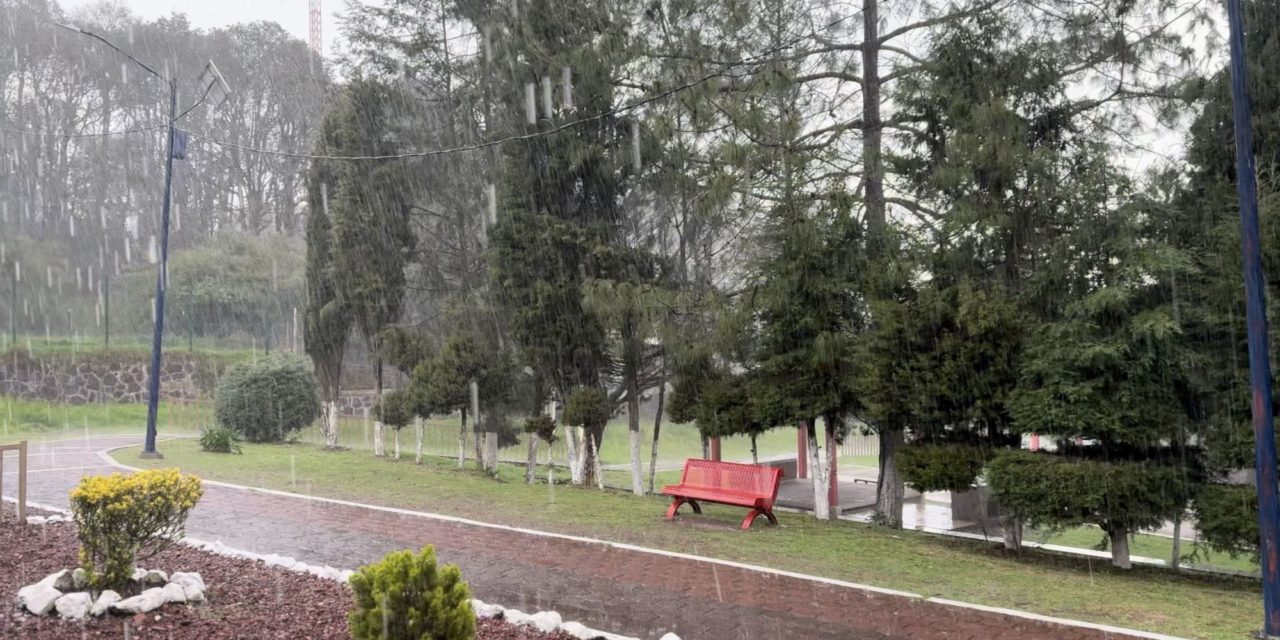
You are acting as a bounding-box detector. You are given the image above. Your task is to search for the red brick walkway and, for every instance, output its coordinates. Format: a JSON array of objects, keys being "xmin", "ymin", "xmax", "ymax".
[{"xmin": 10, "ymin": 436, "xmax": 1176, "ymax": 640}]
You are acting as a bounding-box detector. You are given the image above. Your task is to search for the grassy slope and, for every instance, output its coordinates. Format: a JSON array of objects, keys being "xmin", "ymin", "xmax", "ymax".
[
  {"xmin": 1034, "ymin": 527, "xmax": 1258, "ymax": 575},
  {"xmin": 119, "ymin": 439, "xmax": 1258, "ymax": 640}
]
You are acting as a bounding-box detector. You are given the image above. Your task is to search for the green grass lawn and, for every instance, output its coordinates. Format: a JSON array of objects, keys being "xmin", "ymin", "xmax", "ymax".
[
  {"xmin": 3, "ymin": 336, "xmax": 259, "ymax": 360},
  {"xmin": 1033, "ymin": 526, "xmax": 1259, "ymax": 575},
  {"xmin": 1, "ymin": 396, "xmax": 209, "ymax": 442},
  {"xmin": 116, "ymin": 438, "xmax": 1258, "ymax": 640}
]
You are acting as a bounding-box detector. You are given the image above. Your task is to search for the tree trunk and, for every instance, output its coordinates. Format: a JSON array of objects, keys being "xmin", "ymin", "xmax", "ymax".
[
  {"xmin": 373, "ymin": 357, "xmax": 384, "ymax": 457},
  {"xmin": 484, "ymin": 430, "xmax": 498, "ymax": 475},
  {"xmin": 648, "ymin": 379, "xmax": 665, "ymax": 494},
  {"xmin": 700, "ymin": 432, "xmax": 710, "ymax": 460},
  {"xmin": 751, "ymin": 433, "xmax": 759, "ymax": 464},
  {"xmin": 414, "ymin": 417, "xmax": 423, "ymax": 464},
  {"xmin": 824, "ymin": 420, "xmax": 838, "ymax": 520},
  {"xmin": 471, "ymin": 380, "xmax": 484, "ymax": 470},
  {"xmin": 874, "ymin": 427, "xmax": 904, "ymax": 528},
  {"xmin": 860, "ymin": 0, "xmax": 885, "ymax": 248},
  {"xmin": 1000, "ymin": 514, "xmax": 1023, "ymax": 550},
  {"xmin": 623, "ymin": 315, "xmax": 644, "ymax": 495},
  {"xmin": 393, "ymin": 429, "xmax": 400, "ymax": 460},
  {"xmin": 1109, "ymin": 526, "xmax": 1132, "ymax": 569},
  {"xmin": 805, "ymin": 420, "xmax": 830, "ymax": 520},
  {"xmin": 591, "ymin": 431, "xmax": 605, "ymax": 490},
  {"xmin": 525, "ymin": 437, "xmax": 538, "ymax": 484},
  {"xmin": 457, "ymin": 410, "xmax": 468, "ymax": 468},
  {"xmin": 323, "ymin": 400, "xmax": 340, "ymax": 449},
  {"xmin": 580, "ymin": 424, "xmax": 605, "ymax": 488},
  {"xmin": 1171, "ymin": 515, "xmax": 1182, "ymax": 569},
  {"xmin": 566, "ymin": 426, "xmax": 584, "ymax": 485}
]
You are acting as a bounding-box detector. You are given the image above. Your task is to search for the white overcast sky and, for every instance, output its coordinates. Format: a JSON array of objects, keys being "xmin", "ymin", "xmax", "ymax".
[
  {"xmin": 55, "ymin": 0, "xmax": 1210, "ymax": 177},
  {"xmin": 59, "ymin": 0, "xmax": 350, "ymax": 57}
]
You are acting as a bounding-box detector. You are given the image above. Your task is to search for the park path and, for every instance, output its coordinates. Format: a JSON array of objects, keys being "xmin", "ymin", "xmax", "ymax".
[{"xmin": 4, "ymin": 435, "xmax": 1179, "ymax": 640}]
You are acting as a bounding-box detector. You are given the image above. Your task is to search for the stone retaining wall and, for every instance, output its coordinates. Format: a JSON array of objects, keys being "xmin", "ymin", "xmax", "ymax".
[
  {"xmin": 0, "ymin": 352, "xmax": 212, "ymax": 404},
  {"xmin": 0, "ymin": 349, "xmax": 385, "ymax": 413},
  {"xmin": 337, "ymin": 390, "xmax": 379, "ymax": 418}
]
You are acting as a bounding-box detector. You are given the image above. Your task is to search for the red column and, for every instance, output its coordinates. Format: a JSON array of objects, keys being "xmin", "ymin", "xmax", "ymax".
[
  {"xmin": 796, "ymin": 425, "xmax": 808, "ymax": 479},
  {"xmin": 826, "ymin": 426, "xmax": 838, "ymax": 512},
  {"xmin": 710, "ymin": 437, "xmax": 722, "ymax": 461}
]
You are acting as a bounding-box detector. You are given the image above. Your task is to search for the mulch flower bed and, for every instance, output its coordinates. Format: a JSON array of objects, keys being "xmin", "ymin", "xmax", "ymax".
[{"xmin": 1, "ymin": 504, "xmax": 576, "ymax": 639}]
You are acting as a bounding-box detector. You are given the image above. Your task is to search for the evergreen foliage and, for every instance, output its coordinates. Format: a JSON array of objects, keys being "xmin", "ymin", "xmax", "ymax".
[
  {"xmin": 348, "ymin": 546, "xmax": 475, "ymax": 640},
  {"xmin": 214, "ymin": 354, "xmax": 320, "ymax": 443}
]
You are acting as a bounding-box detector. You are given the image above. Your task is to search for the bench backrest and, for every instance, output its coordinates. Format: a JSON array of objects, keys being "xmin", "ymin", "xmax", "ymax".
[{"xmin": 679, "ymin": 459, "xmax": 782, "ymax": 505}]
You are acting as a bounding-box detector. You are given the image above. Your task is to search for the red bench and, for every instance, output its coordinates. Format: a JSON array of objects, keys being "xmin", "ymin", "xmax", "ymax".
[{"xmin": 660, "ymin": 459, "xmax": 782, "ymax": 530}]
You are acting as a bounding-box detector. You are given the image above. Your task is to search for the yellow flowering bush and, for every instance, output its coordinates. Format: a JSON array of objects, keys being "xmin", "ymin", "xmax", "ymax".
[{"xmin": 69, "ymin": 469, "xmax": 203, "ymax": 590}]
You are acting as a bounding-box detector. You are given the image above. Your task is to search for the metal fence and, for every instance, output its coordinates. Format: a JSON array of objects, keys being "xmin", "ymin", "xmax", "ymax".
[{"xmin": 839, "ymin": 433, "xmax": 879, "ymax": 458}]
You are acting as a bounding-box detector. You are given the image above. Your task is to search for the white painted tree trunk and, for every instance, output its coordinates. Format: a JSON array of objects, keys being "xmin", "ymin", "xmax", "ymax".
[
  {"xmin": 566, "ymin": 426, "xmax": 584, "ymax": 485},
  {"xmin": 590, "ymin": 434, "xmax": 605, "ymax": 490},
  {"xmin": 805, "ymin": 421, "xmax": 830, "ymax": 520},
  {"xmin": 1000, "ymin": 514, "xmax": 1023, "ymax": 550},
  {"xmin": 457, "ymin": 413, "xmax": 468, "ymax": 469},
  {"xmin": 393, "ymin": 429, "xmax": 400, "ymax": 460},
  {"xmin": 525, "ymin": 437, "xmax": 538, "ymax": 484},
  {"xmin": 414, "ymin": 417, "xmax": 423, "ymax": 464},
  {"xmin": 484, "ymin": 430, "xmax": 498, "ymax": 474},
  {"xmin": 547, "ymin": 435, "xmax": 555, "ymax": 486},
  {"xmin": 324, "ymin": 401, "xmax": 339, "ymax": 448},
  {"xmin": 629, "ymin": 429, "xmax": 644, "ymax": 495},
  {"xmin": 374, "ymin": 421, "xmax": 385, "ymax": 457}
]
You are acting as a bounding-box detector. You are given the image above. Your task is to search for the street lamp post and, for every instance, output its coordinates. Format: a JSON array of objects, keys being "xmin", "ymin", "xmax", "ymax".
[
  {"xmin": 54, "ymin": 23, "xmax": 229, "ymax": 459},
  {"xmin": 140, "ymin": 78, "xmax": 179, "ymax": 459},
  {"xmin": 1223, "ymin": 0, "xmax": 1280, "ymax": 635}
]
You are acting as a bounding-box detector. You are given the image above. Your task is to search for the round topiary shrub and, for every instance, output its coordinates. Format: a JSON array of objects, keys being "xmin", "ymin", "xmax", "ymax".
[
  {"xmin": 375, "ymin": 389, "xmax": 416, "ymax": 431},
  {"xmin": 349, "ymin": 546, "xmax": 475, "ymax": 640},
  {"xmin": 214, "ymin": 354, "xmax": 319, "ymax": 443},
  {"xmin": 563, "ymin": 387, "xmax": 610, "ymax": 430},
  {"xmin": 523, "ymin": 414, "xmax": 557, "ymax": 444}
]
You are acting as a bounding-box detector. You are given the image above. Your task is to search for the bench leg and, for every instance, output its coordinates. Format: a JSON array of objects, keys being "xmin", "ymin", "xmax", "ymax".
[
  {"xmin": 666, "ymin": 497, "xmax": 685, "ymax": 520},
  {"xmin": 741, "ymin": 508, "xmax": 779, "ymax": 530},
  {"xmin": 666, "ymin": 498, "xmax": 703, "ymax": 520}
]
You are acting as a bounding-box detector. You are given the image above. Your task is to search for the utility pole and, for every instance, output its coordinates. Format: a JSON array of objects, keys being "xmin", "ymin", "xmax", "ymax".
[
  {"xmin": 141, "ymin": 78, "xmax": 178, "ymax": 459},
  {"xmin": 56, "ymin": 22, "xmax": 230, "ymax": 460},
  {"xmin": 1224, "ymin": 0, "xmax": 1280, "ymax": 634}
]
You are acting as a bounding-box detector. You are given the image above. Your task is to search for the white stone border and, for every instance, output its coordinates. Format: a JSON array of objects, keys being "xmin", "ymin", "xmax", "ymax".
[
  {"xmin": 5, "ymin": 496, "xmax": 650, "ymax": 640},
  {"xmin": 17, "ymin": 440, "xmax": 1193, "ymax": 640}
]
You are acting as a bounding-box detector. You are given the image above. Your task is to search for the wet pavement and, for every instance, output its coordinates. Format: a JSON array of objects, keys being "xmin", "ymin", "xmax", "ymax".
[{"xmin": 3, "ymin": 435, "xmax": 1173, "ymax": 640}]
